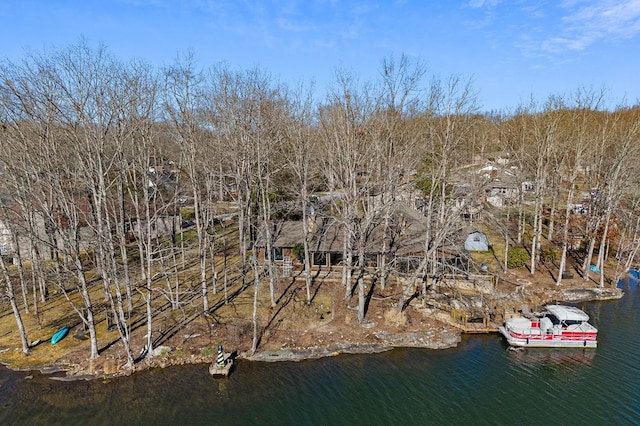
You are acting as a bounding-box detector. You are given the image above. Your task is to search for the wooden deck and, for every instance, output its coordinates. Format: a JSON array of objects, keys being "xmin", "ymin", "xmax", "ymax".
[
  {"xmin": 209, "ymin": 354, "xmax": 234, "ymax": 377},
  {"xmin": 449, "ymin": 321, "xmax": 499, "ymax": 333},
  {"xmin": 209, "ymin": 360, "xmax": 233, "ymax": 376}
]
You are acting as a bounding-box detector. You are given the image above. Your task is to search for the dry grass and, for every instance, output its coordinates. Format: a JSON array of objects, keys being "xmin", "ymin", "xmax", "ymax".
[{"xmin": 384, "ymin": 309, "xmax": 407, "ymax": 328}]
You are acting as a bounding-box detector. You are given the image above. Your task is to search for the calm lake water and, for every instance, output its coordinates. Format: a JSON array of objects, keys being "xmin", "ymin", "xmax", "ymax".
[{"xmin": 1, "ymin": 278, "xmax": 639, "ymax": 426}]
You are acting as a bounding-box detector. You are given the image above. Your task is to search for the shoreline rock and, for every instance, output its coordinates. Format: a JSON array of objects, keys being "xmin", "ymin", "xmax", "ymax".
[
  {"xmin": 375, "ymin": 329, "xmax": 461, "ymax": 349},
  {"xmin": 560, "ymin": 287, "xmax": 623, "ymax": 302},
  {"xmin": 245, "ymin": 343, "xmax": 393, "ymax": 362}
]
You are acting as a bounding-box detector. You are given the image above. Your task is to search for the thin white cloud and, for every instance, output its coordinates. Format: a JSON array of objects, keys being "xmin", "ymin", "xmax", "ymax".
[
  {"xmin": 468, "ymin": 0, "xmax": 501, "ymax": 8},
  {"xmin": 545, "ymin": 0, "xmax": 640, "ymax": 52}
]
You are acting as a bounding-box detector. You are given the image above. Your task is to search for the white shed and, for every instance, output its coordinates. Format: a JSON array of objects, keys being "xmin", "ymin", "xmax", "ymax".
[{"xmin": 465, "ymin": 231, "xmax": 489, "ymax": 251}]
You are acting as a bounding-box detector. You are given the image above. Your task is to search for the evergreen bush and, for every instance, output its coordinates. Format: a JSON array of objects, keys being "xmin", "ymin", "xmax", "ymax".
[
  {"xmin": 292, "ymin": 243, "xmax": 305, "ymax": 262},
  {"xmin": 541, "ymin": 248, "xmax": 557, "ymax": 263},
  {"xmin": 507, "ymin": 247, "xmax": 529, "ymax": 269}
]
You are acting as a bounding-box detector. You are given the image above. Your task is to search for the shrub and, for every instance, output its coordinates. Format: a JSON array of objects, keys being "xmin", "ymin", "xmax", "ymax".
[
  {"xmin": 507, "ymin": 248, "xmax": 530, "ymax": 269},
  {"xmin": 200, "ymin": 346, "xmax": 217, "ymax": 357},
  {"xmin": 171, "ymin": 349, "xmax": 187, "ymax": 359},
  {"xmin": 541, "ymin": 248, "xmax": 557, "ymax": 263},
  {"xmin": 181, "ymin": 208, "xmax": 195, "ymax": 220},
  {"xmin": 292, "ymin": 243, "xmax": 305, "ymax": 262}
]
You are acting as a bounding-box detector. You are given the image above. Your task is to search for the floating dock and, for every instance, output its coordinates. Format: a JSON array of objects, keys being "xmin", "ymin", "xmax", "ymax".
[
  {"xmin": 209, "ymin": 358, "xmax": 233, "ymax": 376},
  {"xmin": 209, "ymin": 345, "xmax": 233, "ymax": 376}
]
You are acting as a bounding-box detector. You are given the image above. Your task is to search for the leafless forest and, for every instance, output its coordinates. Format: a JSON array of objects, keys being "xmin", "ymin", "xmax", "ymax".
[{"xmin": 1, "ymin": 42, "xmax": 639, "ymax": 366}]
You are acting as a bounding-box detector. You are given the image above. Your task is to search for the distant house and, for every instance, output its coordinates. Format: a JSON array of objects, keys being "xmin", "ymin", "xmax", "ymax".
[
  {"xmin": 0, "ymin": 213, "xmax": 51, "ymax": 264},
  {"xmin": 460, "ymin": 202, "xmax": 483, "ymax": 223},
  {"xmin": 465, "ymin": 231, "xmax": 489, "ymax": 252},
  {"xmin": 451, "ymin": 185, "xmax": 484, "ymax": 224},
  {"xmin": 483, "ymin": 167, "xmax": 534, "ymax": 208}
]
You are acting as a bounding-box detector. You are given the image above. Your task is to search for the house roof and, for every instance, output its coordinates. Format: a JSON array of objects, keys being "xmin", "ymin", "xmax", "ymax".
[
  {"xmin": 481, "ymin": 167, "xmax": 524, "ymax": 189},
  {"xmin": 264, "ymin": 201, "xmax": 470, "ymax": 260},
  {"xmin": 270, "ymin": 221, "xmax": 305, "ymax": 248},
  {"xmin": 265, "ymin": 202, "xmax": 429, "ymax": 254}
]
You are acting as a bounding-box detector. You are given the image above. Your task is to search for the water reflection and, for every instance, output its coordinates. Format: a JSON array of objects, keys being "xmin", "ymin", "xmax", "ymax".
[{"xmin": 506, "ymin": 347, "xmax": 595, "ymax": 368}]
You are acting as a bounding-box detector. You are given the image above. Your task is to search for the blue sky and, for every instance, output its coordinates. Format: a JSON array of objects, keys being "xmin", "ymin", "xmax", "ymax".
[{"xmin": 2, "ymin": 0, "xmax": 639, "ymax": 111}]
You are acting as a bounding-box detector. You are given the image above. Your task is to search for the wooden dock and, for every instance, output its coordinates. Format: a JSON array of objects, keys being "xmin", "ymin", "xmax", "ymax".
[
  {"xmin": 209, "ymin": 353, "xmax": 233, "ymax": 377},
  {"xmin": 449, "ymin": 321, "xmax": 499, "ymax": 333}
]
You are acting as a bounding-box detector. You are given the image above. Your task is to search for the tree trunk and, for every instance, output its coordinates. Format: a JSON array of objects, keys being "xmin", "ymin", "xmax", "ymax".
[
  {"xmin": 250, "ymin": 257, "xmax": 260, "ymax": 355},
  {"xmin": 0, "ymin": 255, "xmax": 30, "ymax": 354}
]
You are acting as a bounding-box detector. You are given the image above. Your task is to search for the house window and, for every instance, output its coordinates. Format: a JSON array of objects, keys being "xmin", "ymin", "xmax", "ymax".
[
  {"xmin": 313, "ymin": 252, "xmax": 327, "ymax": 266},
  {"xmin": 273, "ymin": 247, "xmax": 283, "ymax": 261},
  {"xmin": 331, "ymin": 252, "xmax": 343, "ymax": 265}
]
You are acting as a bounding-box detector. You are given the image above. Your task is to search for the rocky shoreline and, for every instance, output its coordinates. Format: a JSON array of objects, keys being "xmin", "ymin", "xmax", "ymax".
[
  {"xmin": 3, "ymin": 327, "xmax": 463, "ymax": 381},
  {"xmin": 246, "ymin": 327, "xmax": 463, "ymax": 363},
  {"xmin": 1, "ymin": 321, "xmax": 465, "ymax": 382},
  {"xmin": 1, "ymin": 286, "xmax": 624, "ymax": 382},
  {"xmin": 558, "ymin": 287, "xmax": 623, "ymax": 302}
]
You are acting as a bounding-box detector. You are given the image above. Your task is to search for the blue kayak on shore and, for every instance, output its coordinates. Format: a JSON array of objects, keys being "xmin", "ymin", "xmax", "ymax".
[{"xmin": 51, "ymin": 326, "xmax": 70, "ymax": 344}]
